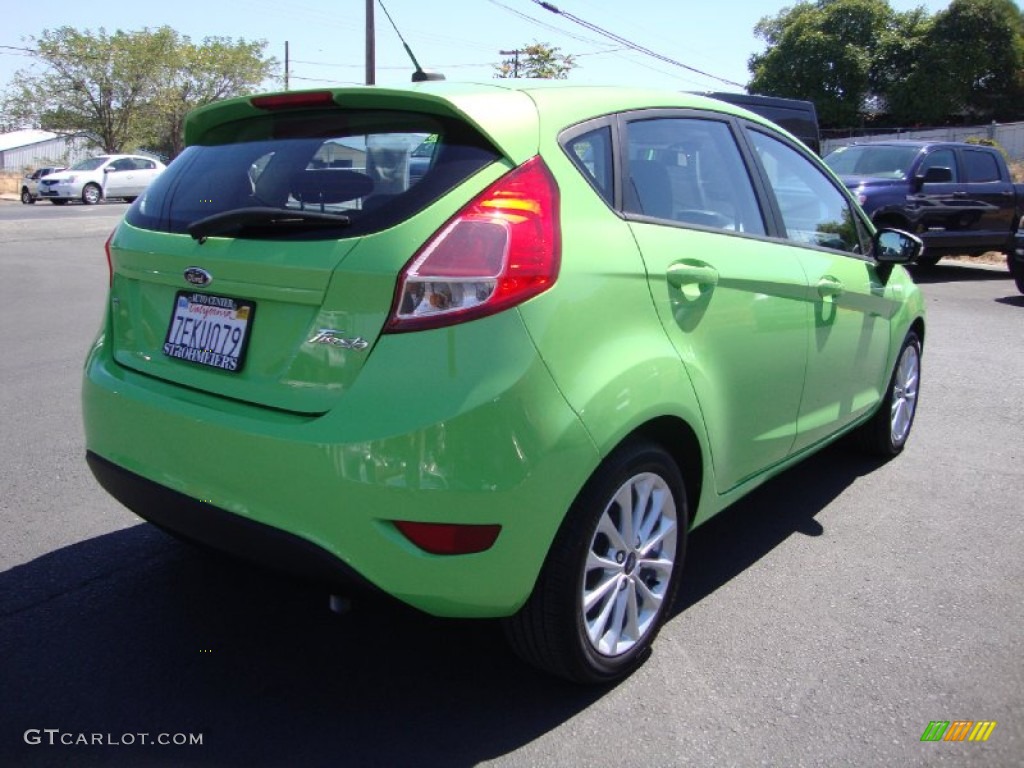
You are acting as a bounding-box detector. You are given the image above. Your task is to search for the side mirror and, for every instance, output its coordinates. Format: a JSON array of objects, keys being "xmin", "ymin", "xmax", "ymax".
[
  {"xmin": 874, "ymin": 228, "xmax": 923, "ymax": 264},
  {"xmin": 914, "ymin": 165, "xmax": 953, "ymax": 189}
]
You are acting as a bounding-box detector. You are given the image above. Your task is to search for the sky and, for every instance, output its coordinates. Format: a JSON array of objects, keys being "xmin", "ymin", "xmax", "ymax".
[{"xmin": 0, "ymin": 0, "xmax": 958, "ymax": 100}]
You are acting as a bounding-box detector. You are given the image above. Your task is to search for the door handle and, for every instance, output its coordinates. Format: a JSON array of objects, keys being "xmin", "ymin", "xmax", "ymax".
[
  {"xmin": 816, "ymin": 277, "xmax": 844, "ymax": 301},
  {"xmin": 667, "ymin": 263, "xmax": 719, "ymax": 301},
  {"xmin": 667, "ymin": 263, "xmax": 719, "ymax": 289}
]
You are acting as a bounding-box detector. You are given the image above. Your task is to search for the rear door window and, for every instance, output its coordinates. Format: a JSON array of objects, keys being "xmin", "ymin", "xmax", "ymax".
[
  {"xmin": 127, "ymin": 110, "xmax": 499, "ymax": 238},
  {"xmin": 961, "ymin": 149, "xmax": 1001, "ymax": 183},
  {"xmin": 622, "ymin": 117, "xmax": 766, "ymax": 235}
]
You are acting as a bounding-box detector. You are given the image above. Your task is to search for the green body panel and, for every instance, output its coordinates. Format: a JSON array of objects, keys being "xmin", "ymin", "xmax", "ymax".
[
  {"xmin": 84, "ymin": 308, "xmax": 598, "ymax": 617},
  {"xmin": 84, "ymin": 81, "xmax": 927, "ymax": 618},
  {"xmin": 628, "ymin": 225, "xmax": 810, "ymax": 493},
  {"xmin": 518, "ymin": 132, "xmax": 708, "ymax": 458},
  {"xmin": 791, "ymin": 250, "xmax": 897, "ymax": 451}
]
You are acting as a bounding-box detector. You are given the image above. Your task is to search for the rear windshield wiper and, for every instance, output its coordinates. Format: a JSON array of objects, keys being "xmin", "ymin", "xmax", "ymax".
[{"xmin": 187, "ymin": 207, "xmax": 352, "ymax": 242}]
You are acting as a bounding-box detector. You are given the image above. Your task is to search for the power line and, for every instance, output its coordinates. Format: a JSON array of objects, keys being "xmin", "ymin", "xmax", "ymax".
[
  {"xmin": 529, "ymin": 1, "xmax": 744, "ymax": 88},
  {"xmin": 487, "ymin": 0, "xmax": 612, "ymax": 49}
]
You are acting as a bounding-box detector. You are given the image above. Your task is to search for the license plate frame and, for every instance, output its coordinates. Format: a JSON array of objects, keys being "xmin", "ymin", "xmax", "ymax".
[{"xmin": 162, "ymin": 291, "xmax": 256, "ymax": 373}]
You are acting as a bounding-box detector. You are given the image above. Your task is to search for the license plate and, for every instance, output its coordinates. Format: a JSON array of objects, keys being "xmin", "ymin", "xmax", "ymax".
[{"xmin": 163, "ymin": 292, "xmax": 255, "ymax": 373}]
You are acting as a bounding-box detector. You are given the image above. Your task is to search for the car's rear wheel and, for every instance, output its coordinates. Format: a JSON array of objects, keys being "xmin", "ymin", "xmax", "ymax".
[
  {"xmin": 503, "ymin": 440, "xmax": 687, "ymax": 683},
  {"xmin": 857, "ymin": 330, "xmax": 922, "ymax": 457},
  {"xmin": 82, "ymin": 183, "xmax": 102, "ymax": 205},
  {"xmin": 21, "ymin": 187, "xmax": 34, "ymax": 204}
]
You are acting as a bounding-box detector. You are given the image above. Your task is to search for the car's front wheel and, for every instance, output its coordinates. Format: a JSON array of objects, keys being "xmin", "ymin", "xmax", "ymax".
[
  {"xmin": 914, "ymin": 254, "xmax": 942, "ymax": 267},
  {"xmin": 1009, "ymin": 255, "xmax": 1024, "ymax": 294},
  {"xmin": 82, "ymin": 183, "xmax": 102, "ymax": 205},
  {"xmin": 857, "ymin": 330, "xmax": 922, "ymax": 456},
  {"xmin": 21, "ymin": 187, "xmax": 34, "ymax": 204},
  {"xmin": 503, "ymin": 440, "xmax": 688, "ymax": 683}
]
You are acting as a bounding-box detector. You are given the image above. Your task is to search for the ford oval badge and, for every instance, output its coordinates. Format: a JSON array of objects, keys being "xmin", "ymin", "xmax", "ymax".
[{"xmin": 184, "ymin": 267, "xmax": 212, "ymax": 286}]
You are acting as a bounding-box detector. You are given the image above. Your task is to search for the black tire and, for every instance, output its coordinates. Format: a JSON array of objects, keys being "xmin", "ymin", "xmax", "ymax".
[
  {"xmin": 914, "ymin": 253, "xmax": 942, "ymax": 267},
  {"xmin": 503, "ymin": 440, "xmax": 688, "ymax": 684},
  {"xmin": 856, "ymin": 331, "xmax": 922, "ymax": 457},
  {"xmin": 1009, "ymin": 256, "xmax": 1024, "ymax": 295},
  {"xmin": 82, "ymin": 183, "xmax": 102, "ymax": 205},
  {"xmin": 21, "ymin": 187, "xmax": 35, "ymax": 204},
  {"xmin": 49, "ymin": 199, "xmax": 68, "ymax": 205}
]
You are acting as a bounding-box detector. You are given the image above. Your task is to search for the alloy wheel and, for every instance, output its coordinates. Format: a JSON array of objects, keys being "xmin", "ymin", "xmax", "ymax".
[{"xmin": 582, "ymin": 471, "xmax": 678, "ymax": 657}]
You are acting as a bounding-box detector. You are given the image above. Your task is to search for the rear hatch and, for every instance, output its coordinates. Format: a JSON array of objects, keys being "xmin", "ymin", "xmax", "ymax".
[{"xmin": 109, "ymin": 86, "xmax": 535, "ymax": 414}]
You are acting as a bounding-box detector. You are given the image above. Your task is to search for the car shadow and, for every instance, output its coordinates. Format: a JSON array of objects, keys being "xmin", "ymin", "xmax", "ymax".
[
  {"xmin": 995, "ymin": 294, "xmax": 1024, "ymax": 307},
  {"xmin": 908, "ymin": 261, "xmax": 1010, "ymax": 284},
  {"xmin": 0, "ymin": 526, "xmax": 604, "ymax": 767},
  {"xmin": 673, "ymin": 441, "xmax": 881, "ymax": 616},
  {"xmin": 1, "ymin": 443, "xmax": 881, "ymax": 767}
]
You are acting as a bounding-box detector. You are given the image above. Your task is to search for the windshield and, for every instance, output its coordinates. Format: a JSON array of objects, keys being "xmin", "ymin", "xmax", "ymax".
[
  {"xmin": 126, "ymin": 110, "xmax": 499, "ymax": 239},
  {"xmin": 823, "ymin": 145, "xmax": 922, "ymax": 179},
  {"xmin": 71, "ymin": 157, "xmax": 110, "ymax": 171}
]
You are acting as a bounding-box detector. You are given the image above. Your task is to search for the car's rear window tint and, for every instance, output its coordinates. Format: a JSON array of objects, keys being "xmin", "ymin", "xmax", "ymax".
[{"xmin": 126, "ymin": 109, "xmax": 500, "ymax": 238}]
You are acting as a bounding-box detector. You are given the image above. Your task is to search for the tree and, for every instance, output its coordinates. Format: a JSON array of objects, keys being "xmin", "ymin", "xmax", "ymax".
[
  {"xmin": 144, "ymin": 35, "xmax": 278, "ymax": 158},
  {"xmin": 2, "ymin": 26, "xmax": 276, "ymax": 156},
  {"xmin": 748, "ymin": 0, "xmax": 1024, "ymax": 128},
  {"xmin": 494, "ymin": 42, "xmax": 576, "ymax": 79},
  {"xmin": 870, "ymin": 6, "xmax": 935, "ymax": 122},
  {"xmin": 919, "ymin": 0, "xmax": 1024, "ymax": 122},
  {"xmin": 748, "ymin": 0, "xmax": 897, "ymax": 127}
]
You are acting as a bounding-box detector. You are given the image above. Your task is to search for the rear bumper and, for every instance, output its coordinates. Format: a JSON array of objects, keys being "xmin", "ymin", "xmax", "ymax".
[
  {"xmin": 82, "ymin": 310, "xmax": 598, "ymax": 618},
  {"xmin": 87, "ymin": 451, "xmax": 385, "ymax": 598}
]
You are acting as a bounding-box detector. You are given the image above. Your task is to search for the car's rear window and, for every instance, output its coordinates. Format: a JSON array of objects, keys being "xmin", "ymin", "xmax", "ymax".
[{"xmin": 126, "ymin": 109, "xmax": 500, "ymax": 238}]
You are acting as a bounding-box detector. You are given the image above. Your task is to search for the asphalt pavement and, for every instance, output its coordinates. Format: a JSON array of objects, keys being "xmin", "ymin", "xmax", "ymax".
[{"xmin": 0, "ymin": 200, "xmax": 1021, "ymax": 767}]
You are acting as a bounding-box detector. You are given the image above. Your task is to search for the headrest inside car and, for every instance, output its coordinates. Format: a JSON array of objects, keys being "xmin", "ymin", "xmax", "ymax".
[{"xmin": 291, "ymin": 170, "xmax": 374, "ymax": 205}]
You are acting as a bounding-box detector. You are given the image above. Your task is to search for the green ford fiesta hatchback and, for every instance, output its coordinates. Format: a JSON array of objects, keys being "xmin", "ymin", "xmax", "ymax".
[{"xmin": 83, "ymin": 82, "xmax": 925, "ymax": 683}]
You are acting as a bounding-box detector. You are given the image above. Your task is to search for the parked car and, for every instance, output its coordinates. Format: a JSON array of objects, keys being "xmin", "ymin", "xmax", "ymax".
[
  {"xmin": 19, "ymin": 166, "xmax": 65, "ymax": 204},
  {"xmin": 823, "ymin": 140, "xmax": 1024, "ymax": 266},
  {"xmin": 83, "ymin": 83, "xmax": 925, "ymax": 683},
  {"xmin": 37, "ymin": 154, "xmax": 165, "ymax": 205}
]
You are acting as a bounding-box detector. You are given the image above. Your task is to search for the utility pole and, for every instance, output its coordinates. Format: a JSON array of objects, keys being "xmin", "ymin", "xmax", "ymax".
[
  {"xmin": 500, "ymin": 49, "xmax": 522, "ymax": 78},
  {"xmin": 365, "ymin": 0, "xmax": 375, "ymax": 85},
  {"xmin": 284, "ymin": 41, "xmax": 289, "ymax": 90}
]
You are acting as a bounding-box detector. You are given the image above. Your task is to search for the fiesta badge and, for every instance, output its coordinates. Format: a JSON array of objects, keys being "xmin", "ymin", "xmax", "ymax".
[{"xmin": 184, "ymin": 267, "xmax": 212, "ymax": 286}]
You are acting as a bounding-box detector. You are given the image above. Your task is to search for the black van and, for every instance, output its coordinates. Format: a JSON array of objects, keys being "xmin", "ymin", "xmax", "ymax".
[{"xmin": 701, "ymin": 92, "xmax": 821, "ymax": 154}]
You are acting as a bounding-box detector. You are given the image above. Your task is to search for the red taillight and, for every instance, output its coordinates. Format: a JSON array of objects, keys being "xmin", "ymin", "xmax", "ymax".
[
  {"xmin": 385, "ymin": 155, "xmax": 560, "ymax": 333},
  {"xmin": 104, "ymin": 230, "xmax": 114, "ymax": 287},
  {"xmin": 393, "ymin": 521, "xmax": 502, "ymax": 555},
  {"xmin": 251, "ymin": 91, "xmax": 335, "ymax": 110}
]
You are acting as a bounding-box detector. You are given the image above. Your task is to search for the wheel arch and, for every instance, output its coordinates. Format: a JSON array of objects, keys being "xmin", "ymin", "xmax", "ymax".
[
  {"xmin": 909, "ymin": 316, "xmax": 925, "ymax": 347},
  {"xmin": 622, "ymin": 416, "xmax": 704, "ymax": 527}
]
